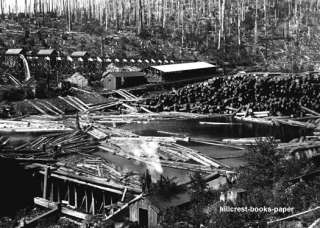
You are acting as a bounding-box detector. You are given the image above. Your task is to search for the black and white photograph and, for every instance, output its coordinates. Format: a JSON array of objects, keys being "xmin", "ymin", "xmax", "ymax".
[{"xmin": 0, "ymin": 0, "xmax": 320, "ymax": 227}]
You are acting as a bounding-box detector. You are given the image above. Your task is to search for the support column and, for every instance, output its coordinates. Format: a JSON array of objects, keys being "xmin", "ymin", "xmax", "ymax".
[
  {"xmin": 85, "ymin": 190, "xmax": 88, "ymax": 213},
  {"xmin": 50, "ymin": 182, "xmax": 54, "ymax": 201},
  {"xmin": 90, "ymin": 191, "xmax": 95, "ymax": 215},
  {"xmin": 74, "ymin": 185, "xmax": 78, "ymax": 208},
  {"xmin": 57, "ymin": 182, "xmax": 61, "ymax": 203},
  {"xmin": 43, "ymin": 167, "xmax": 49, "ymax": 199}
]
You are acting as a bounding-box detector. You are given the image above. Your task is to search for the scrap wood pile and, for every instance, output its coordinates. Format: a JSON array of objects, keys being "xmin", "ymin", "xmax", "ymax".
[
  {"xmin": 278, "ymin": 136, "xmax": 320, "ymax": 159},
  {"xmin": 56, "ymin": 154, "xmax": 141, "ymax": 190},
  {"xmin": 0, "ymin": 130, "xmax": 100, "ymax": 160}
]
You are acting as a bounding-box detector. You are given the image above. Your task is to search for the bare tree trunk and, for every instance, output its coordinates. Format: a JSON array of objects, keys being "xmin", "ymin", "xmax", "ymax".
[
  {"xmin": 137, "ymin": 0, "xmax": 143, "ymax": 34},
  {"xmin": 105, "ymin": 0, "xmax": 108, "ymax": 31},
  {"xmin": 67, "ymin": 0, "xmax": 71, "ymax": 32},
  {"xmin": 254, "ymin": 0, "xmax": 258, "ymax": 54},
  {"xmin": 237, "ymin": 0, "xmax": 241, "ymax": 47},
  {"xmin": 0, "ymin": 0, "xmax": 4, "ymax": 18},
  {"xmin": 162, "ymin": 0, "xmax": 166, "ymax": 28},
  {"xmin": 218, "ymin": 0, "xmax": 221, "ymax": 50},
  {"xmin": 264, "ymin": 0, "xmax": 267, "ymax": 37}
]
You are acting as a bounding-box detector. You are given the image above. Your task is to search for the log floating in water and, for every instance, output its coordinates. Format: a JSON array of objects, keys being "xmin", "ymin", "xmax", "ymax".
[
  {"xmin": 234, "ymin": 116, "xmax": 274, "ymax": 126},
  {"xmin": 199, "ymin": 121, "xmax": 242, "ymax": 125}
]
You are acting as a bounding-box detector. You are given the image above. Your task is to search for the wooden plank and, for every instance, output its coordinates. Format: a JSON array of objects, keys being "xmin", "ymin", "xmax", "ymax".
[
  {"xmin": 34, "ymin": 197, "xmax": 58, "ymax": 208},
  {"xmin": 26, "ymin": 100, "xmax": 47, "ymax": 115},
  {"xmin": 25, "ymin": 207, "xmax": 59, "ymax": 226},
  {"xmin": 71, "ymin": 96, "xmax": 90, "ymax": 109},
  {"xmin": 309, "ymin": 218, "xmax": 320, "ymax": 228},
  {"xmin": 105, "ymin": 194, "xmax": 143, "ymax": 221},
  {"xmin": 267, "ymin": 206, "xmax": 320, "ymax": 225},
  {"xmin": 42, "ymin": 100, "xmax": 65, "ymax": 114},
  {"xmin": 58, "ymin": 96, "xmax": 82, "ymax": 112},
  {"xmin": 34, "ymin": 197, "xmax": 92, "ymax": 220},
  {"xmin": 121, "ymin": 188, "xmax": 127, "ymax": 202},
  {"xmin": 35, "ymin": 100, "xmax": 59, "ymax": 115}
]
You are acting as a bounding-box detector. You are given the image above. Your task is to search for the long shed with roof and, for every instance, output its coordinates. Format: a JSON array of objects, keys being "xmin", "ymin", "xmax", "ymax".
[{"xmin": 150, "ymin": 61, "xmax": 216, "ymax": 82}]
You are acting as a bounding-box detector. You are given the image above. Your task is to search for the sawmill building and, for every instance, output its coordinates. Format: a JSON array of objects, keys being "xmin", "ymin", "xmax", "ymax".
[{"xmin": 150, "ymin": 61, "xmax": 216, "ymax": 82}]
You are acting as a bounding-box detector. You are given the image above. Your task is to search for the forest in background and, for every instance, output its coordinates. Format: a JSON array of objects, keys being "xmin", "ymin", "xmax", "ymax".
[{"xmin": 2, "ymin": 0, "xmax": 320, "ymax": 71}]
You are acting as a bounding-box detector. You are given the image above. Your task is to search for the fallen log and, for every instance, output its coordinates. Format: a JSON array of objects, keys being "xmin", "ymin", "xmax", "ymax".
[{"xmin": 300, "ymin": 105, "xmax": 320, "ymax": 116}]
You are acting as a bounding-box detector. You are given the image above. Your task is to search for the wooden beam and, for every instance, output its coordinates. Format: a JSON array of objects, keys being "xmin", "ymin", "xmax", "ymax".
[
  {"xmin": 121, "ymin": 188, "xmax": 127, "ymax": 202},
  {"xmin": 34, "ymin": 197, "xmax": 92, "ymax": 220},
  {"xmin": 43, "ymin": 172, "xmax": 123, "ymax": 195},
  {"xmin": 39, "ymin": 170, "xmax": 130, "ymax": 194}
]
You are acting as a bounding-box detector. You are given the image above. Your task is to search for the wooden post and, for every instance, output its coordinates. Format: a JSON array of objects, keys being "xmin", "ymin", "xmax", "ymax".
[
  {"xmin": 74, "ymin": 185, "xmax": 78, "ymax": 208},
  {"xmin": 85, "ymin": 190, "xmax": 88, "ymax": 213},
  {"xmin": 57, "ymin": 182, "xmax": 61, "ymax": 202},
  {"xmin": 90, "ymin": 191, "xmax": 95, "ymax": 215},
  {"xmin": 102, "ymin": 192, "xmax": 106, "ymax": 213},
  {"xmin": 50, "ymin": 182, "xmax": 54, "ymax": 201},
  {"xmin": 67, "ymin": 184, "xmax": 70, "ymax": 204},
  {"xmin": 121, "ymin": 187, "xmax": 127, "ymax": 202},
  {"xmin": 43, "ymin": 167, "xmax": 49, "ymax": 199}
]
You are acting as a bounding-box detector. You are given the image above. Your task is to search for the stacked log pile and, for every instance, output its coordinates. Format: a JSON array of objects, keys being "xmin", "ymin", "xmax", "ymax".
[{"xmin": 0, "ymin": 118, "xmax": 73, "ymax": 133}]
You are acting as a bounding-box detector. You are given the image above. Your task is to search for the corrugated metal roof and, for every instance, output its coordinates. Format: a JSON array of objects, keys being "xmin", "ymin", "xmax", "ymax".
[
  {"xmin": 107, "ymin": 71, "xmax": 146, "ymax": 78},
  {"xmin": 5, "ymin": 49, "xmax": 24, "ymax": 55},
  {"xmin": 71, "ymin": 51, "xmax": 88, "ymax": 57},
  {"xmin": 37, "ymin": 49, "xmax": 56, "ymax": 56},
  {"xmin": 151, "ymin": 62, "xmax": 216, "ymax": 73}
]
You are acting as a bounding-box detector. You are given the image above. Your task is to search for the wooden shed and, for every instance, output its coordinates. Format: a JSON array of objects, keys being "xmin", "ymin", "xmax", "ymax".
[
  {"xmin": 37, "ymin": 49, "xmax": 57, "ymax": 58},
  {"xmin": 5, "ymin": 48, "xmax": 25, "ymax": 56},
  {"xmin": 71, "ymin": 51, "xmax": 89, "ymax": 61},
  {"xmin": 36, "ymin": 49, "xmax": 58, "ymax": 70},
  {"xmin": 101, "ymin": 71, "xmax": 147, "ymax": 90},
  {"xmin": 129, "ymin": 192, "xmax": 191, "ymax": 228},
  {"xmin": 4, "ymin": 48, "xmax": 25, "ymax": 65}
]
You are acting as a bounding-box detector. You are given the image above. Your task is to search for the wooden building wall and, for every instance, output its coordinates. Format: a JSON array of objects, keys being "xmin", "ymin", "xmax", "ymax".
[
  {"xmin": 129, "ymin": 198, "xmax": 160, "ymax": 228},
  {"xmin": 102, "ymin": 75, "xmax": 117, "ymax": 90}
]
